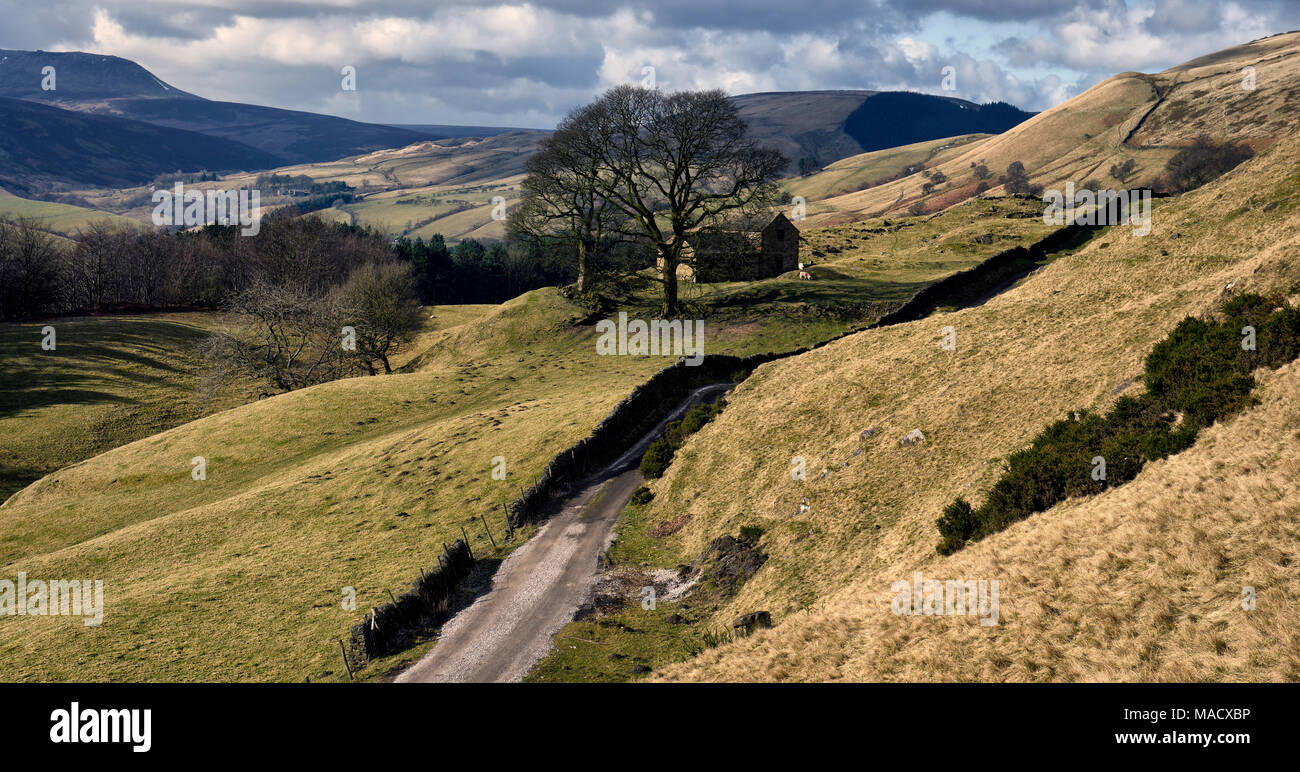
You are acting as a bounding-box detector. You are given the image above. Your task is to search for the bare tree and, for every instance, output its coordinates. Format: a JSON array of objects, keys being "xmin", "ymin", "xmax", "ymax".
[
  {"xmin": 201, "ymin": 280, "xmax": 347, "ymax": 394},
  {"xmin": 65, "ymin": 220, "xmax": 130, "ymax": 311},
  {"xmin": 0, "ymin": 218, "xmax": 61, "ymax": 321},
  {"xmin": 564, "ymin": 86, "xmax": 787, "ymax": 316},
  {"xmin": 332, "ymin": 260, "xmax": 425, "ymax": 375},
  {"xmin": 509, "ymin": 121, "xmax": 630, "ymax": 294}
]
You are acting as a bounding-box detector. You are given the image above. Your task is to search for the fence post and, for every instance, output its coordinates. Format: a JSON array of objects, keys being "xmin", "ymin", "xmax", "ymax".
[
  {"xmin": 480, "ymin": 513, "xmax": 497, "ymax": 549},
  {"xmin": 339, "ymin": 639, "xmax": 355, "ymax": 681}
]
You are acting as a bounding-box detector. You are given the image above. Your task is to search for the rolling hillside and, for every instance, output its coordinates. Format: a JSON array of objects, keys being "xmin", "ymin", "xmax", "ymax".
[
  {"xmin": 0, "ymin": 96, "xmax": 285, "ymax": 194},
  {"xmin": 805, "ymin": 31, "xmax": 1300, "ymax": 222},
  {"xmin": 0, "ymin": 193, "xmax": 1052, "ymax": 681},
  {"xmin": 637, "ymin": 104, "xmax": 1300, "ymax": 682},
  {"xmin": 731, "ymin": 90, "xmax": 1031, "ymax": 174},
  {"xmin": 0, "ymin": 49, "xmax": 496, "ymax": 173},
  {"xmin": 4, "ymin": 30, "xmax": 1299, "ymax": 687},
  {"xmin": 0, "ymin": 193, "xmax": 142, "ymax": 236}
]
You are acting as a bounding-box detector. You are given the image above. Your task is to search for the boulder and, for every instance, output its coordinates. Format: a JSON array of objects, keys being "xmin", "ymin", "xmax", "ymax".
[{"xmin": 900, "ymin": 428, "xmax": 926, "ymax": 446}]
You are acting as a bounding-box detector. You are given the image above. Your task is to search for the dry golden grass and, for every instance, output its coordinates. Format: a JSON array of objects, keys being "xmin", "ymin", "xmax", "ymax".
[
  {"xmin": 803, "ymin": 32, "xmax": 1300, "ymax": 222},
  {"xmin": 645, "ymin": 110, "xmax": 1300, "ymax": 682},
  {"xmin": 785, "ymin": 134, "xmax": 989, "ymax": 203}
]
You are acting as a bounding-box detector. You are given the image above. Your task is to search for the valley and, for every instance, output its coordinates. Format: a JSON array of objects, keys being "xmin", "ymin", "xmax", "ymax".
[{"xmin": 0, "ymin": 24, "xmax": 1298, "ymax": 692}]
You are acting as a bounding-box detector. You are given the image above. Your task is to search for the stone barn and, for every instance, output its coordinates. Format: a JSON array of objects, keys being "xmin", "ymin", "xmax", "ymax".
[{"xmin": 689, "ymin": 213, "xmax": 800, "ymax": 282}]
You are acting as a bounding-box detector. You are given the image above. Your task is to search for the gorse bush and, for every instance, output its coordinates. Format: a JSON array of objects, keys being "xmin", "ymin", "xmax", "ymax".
[
  {"xmin": 937, "ymin": 293, "xmax": 1300, "ymax": 554},
  {"xmin": 640, "ymin": 398, "xmax": 726, "ymax": 478}
]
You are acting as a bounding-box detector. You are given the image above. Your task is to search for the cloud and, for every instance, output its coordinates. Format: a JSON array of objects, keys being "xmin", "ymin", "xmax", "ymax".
[{"xmin": 0, "ymin": 0, "xmax": 1295, "ymax": 127}]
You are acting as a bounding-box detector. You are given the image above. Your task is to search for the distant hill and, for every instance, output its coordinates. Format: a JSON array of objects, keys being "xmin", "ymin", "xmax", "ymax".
[
  {"xmin": 796, "ymin": 30, "xmax": 1300, "ymax": 222},
  {"xmin": 731, "ymin": 90, "xmax": 1033, "ymax": 173},
  {"xmin": 841, "ymin": 92, "xmax": 1034, "ymax": 152},
  {"xmin": 0, "ymin": 96, "xmax": 285, "ymax": 194},
  {"xmin": 0, "ymin": 50, "xmax": 486, "ymax": 167},
  {"xmin": 385, "ymin": 124, "xmax": 537, "ymax": 139},
  {"xmin": 0, "ymin": 48, "xmax": 1040, "ymax": 194}
]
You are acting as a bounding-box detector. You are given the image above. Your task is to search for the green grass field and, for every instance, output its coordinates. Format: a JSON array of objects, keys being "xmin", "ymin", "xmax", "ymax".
[
  {"xmin": 0, "ymin": 195, "xmax": 143, "ymax": 237},
  {"xmin": 0, "ymin": 313, "xmax": 252, "ymax": 504},
  {"xmin": 0, "ymin": 195, "xmax": 1055, "ymax": 682}
]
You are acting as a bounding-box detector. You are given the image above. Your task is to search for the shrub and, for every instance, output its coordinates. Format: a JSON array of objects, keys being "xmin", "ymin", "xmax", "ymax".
[
  {"xmin": 999, "ymin": 161, "xmax": 1043, "ymax": 196},
  {"xmin": 936, "ymin": 294, "xmax": 1300, "ymax": 554},
  {"xmin": 630, "ymin": 486, "xmax": 654, "ymax": 505},
  {"xmin": 1110, "ymin": 159, "xmax": 1137, "ymax": 183},
  {"xmin": 639, "ymin": 438, "xmax": 675, "ymax": 478},
  {"xmin": 639, "ymin": 398, "xmax": 727, "ymax": 478}
]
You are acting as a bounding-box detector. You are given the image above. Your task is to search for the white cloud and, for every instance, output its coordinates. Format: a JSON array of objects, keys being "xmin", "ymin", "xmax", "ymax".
[{"xmin": 27, "ymin": 0, "xmax": 1300, "ymax": 126}]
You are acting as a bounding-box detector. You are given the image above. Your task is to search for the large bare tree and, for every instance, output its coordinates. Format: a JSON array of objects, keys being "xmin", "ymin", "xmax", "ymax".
[
  {"xmin": 509, "ymin": 122, "xmax": 626, "ymax": 294},
  {"xmin": 525, "ymin": 86, "xmax": 786, "ymax": 316}
]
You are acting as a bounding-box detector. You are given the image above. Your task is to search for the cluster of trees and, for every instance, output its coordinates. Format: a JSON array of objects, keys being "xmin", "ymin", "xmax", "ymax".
[
  {"xmin": 393, "ymin": 233, "xmax": 579, "ymax": 305},
  {"xmin": 200, "ymin": 259, "xmax": 424, "ymax": 393},
  {"xmin": 1, "ymin": 212, "xmax": 593, "ymax": 322},
  {"xmin": 1110, "ymin": 158, "xmax": 1138, "ymax": 183},
  {"xmin": 254, "ymin": 173, "xmax": 354, "ymax": 196},
  {"xmin": 1161, "ymin": 134, "xmax": 1254, "ymax": 194},
  {"xmin": 509, "ymin": 86, "xmax": 787, "ymax": 315},
  {"xmin": 999, "ymin": 161, "xmax": 1043, "ymax": 196},
  {"xmin": 0, "ymin": 216, "xmax": 426, "ymax": 393}
]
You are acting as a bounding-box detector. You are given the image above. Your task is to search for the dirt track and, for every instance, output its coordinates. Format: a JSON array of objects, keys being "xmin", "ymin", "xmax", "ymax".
[{"xmin": 396, "ymin": 383, "xmax": 730, "ymax": 683}]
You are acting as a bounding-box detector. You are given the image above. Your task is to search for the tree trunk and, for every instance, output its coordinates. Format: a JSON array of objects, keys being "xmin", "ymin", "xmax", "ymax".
[
  {"xmin": 576, "ymin": 239, "xmax": 589, "ymax": 294},
  {"xmin": 660, "ymin": 244, "xmax": 679, "ymax": 317}
]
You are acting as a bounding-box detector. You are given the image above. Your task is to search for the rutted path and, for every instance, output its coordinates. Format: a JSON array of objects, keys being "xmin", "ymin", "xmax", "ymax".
[{"xmin": 396, "ymin": 384, "xmax": 730, "ymax": 683}]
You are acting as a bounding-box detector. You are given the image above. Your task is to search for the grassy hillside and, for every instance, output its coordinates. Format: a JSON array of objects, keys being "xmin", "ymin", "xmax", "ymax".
[
  {"xmin": 0, "ymin": 194, "xmax": 142, "ymax": 236},
  {"xmin": 0, "ymin": 193, "xmax": 1055, "ymax": 681},
  {"xmin": 805, "ymin": 31, "xmax": 1300, "ymax": 223},
  {"xmin": 629, "ymin": 114, "xmax": 1300, "ymax": 682},
  {"xmin": 785, "ymin": 135, "xmax": 989, "ymax": 202},
  {"xmin": 0, "ymin": 314, "xmax": 250, "ymax": 503}
]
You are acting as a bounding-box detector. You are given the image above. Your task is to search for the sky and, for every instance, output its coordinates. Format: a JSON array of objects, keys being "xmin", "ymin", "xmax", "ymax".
[{"xmin": 2, "ymin": 0, "xmax": 1297, "ymax": 128}]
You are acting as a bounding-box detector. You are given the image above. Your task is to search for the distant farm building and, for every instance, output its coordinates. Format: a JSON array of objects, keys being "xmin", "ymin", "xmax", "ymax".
[{"xmin": 686, "ymin": 213, "xmax": 800, "ymax": 282}]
